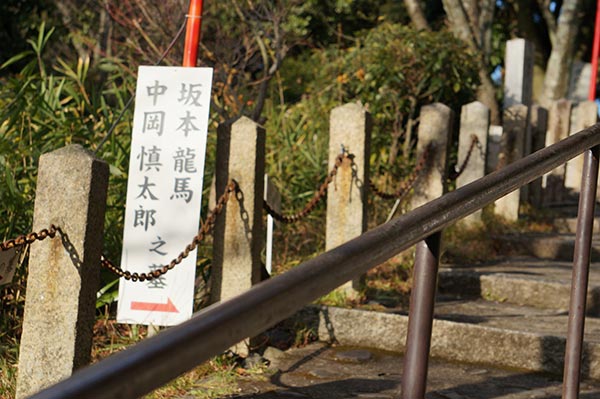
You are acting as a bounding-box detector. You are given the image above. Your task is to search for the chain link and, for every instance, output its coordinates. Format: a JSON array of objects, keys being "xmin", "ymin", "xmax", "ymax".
[
  {"xmin": 0, "ymin": 225, "xmax": 58, "ymax": 252},
  {"xmin": 369, "ymin": 145, "xmax": 431, "ymax": 200},
  {"xmin": 448, "ymin": 134, "xmax": 479, "ymax": 181},
  {"xmin": 263, "ymin": 153, "xmax": 349, "ymax": 224},
  {"xmin": 101, "ymin": 180, "xmax": 238, "ymax": 281}
]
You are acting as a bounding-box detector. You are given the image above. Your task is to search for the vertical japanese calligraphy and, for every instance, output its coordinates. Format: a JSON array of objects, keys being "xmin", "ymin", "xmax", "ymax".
[{"xmin": 118, "ymin": 66, "xmax": 213, "ymax": 326}]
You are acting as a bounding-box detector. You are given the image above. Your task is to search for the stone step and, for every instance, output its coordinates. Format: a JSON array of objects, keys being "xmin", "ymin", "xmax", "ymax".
[
  {"xmin": 438, "ymin": 259, "xmax": 600, "ymax": 314},
  {"xmin": 553, "ymin": 217, "xmax": 600, "ymax": 234},
  {"xmin": 300, "ymin": 304, "xmax": 600, "ymax": 379},
  {"xmin": 228, "ymin": 342, "xmax": 600, "ymax": 399},
  {"xmin": 494, "ymin": 233, "xmax": 600, "ymax": 261}
]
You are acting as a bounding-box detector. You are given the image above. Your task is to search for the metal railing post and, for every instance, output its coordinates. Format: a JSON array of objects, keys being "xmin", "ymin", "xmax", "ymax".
[
  {"xmin": 562, "ymin": 145, "xmax": 600, "ymax": 399},
  {"xmin": 401, "ymin": 232, "xmax": 441, "ymax": 399}
]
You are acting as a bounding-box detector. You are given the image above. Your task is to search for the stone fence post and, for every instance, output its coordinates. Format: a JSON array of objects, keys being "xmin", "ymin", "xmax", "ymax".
[
  {"xmin": 495, "ymin": 104, "xmax": 529, "ymax": 221},
  {"xmin": 410, "ymin": 103, "xmax": 454, "ymax": 209},
  {"xmin": 503, "ymin": 38, "xmax": 534, "ymax": 109},
  {"xmin": 456, "ymin": 101, "xmax": 490, "ymax": 226},
  {"xmin": 17, "ymin": 145, "xmax": 109, "ymax": 398},
  {"xmin": 565, "ymin": 101, "xmax": 598, "ymax": 198},
  {"xmin": 212, "ymin": 117, "xmax": 265, "ymax": 305},
  {"xmin": 542, "ymin": 99, "xmax": 572, "ymax": 204},
  {"xmin": 529, "ymin": 105, "xmax": 548, "ymax": 207},
  {"xmin": 326, "ymin": 103, "xmax": 371, "ymax": 298},
  {"xmin": 486, "ymin": 125, "xmax": 503, "ymax": 174}
]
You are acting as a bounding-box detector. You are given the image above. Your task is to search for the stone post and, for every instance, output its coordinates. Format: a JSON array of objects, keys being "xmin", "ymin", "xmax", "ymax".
[
  {"xmin": 486, "ymin": 125, "xmax": 503, "ymax": 174},
  {"xmin": 542, "ymin": 99, "xmax": 572, "ymax": 204},
  {"xmin": 565, "ymin": 101, "xmax": 598, "ymax": 197},
  {"xmin": 212, "ymin": 116, "xmax": 265, "ymax": 304},
  {"xmin": 410, "ymin": 103, "xmax": 454, "ymax": 209},
  {"xmin": 567, "ymin": 62, "xmax": 592, "ymax": 102},
  {"xmin": 503, "ymin": 39, "xmax": 534, "ymax": 109},
  {"xmin": 529, "ymin": 105, "xmax": 548, "ymax": 207},
  {"xmin": 456, "ymin": 101, "xmax": 490, "ymax": 227},
  {"xmin": 326, "ymin": 103, "xmax": 371, "ymax": 297},
  {"xmin": 495, "ymin": 104, "xmax": 529, "ymax": 221},
  {"xmin": 16, "ymin": 145, "xmax": 108, "ymax": 399}
]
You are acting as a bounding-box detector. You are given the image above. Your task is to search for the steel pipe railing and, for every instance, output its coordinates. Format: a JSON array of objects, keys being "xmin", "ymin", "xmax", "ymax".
[
  {"xmin": 29, "ymin": 123, "xmax": 600, "ymax": 399},
  {"xmin": 562, "ymin": 145, "xmax": 600, "ymax": 399}
]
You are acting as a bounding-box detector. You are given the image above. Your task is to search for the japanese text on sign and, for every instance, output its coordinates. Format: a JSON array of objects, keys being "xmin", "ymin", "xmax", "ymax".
[{"xmin": 117, "ymin": 66, "xmax": 213, "ymax": 326}]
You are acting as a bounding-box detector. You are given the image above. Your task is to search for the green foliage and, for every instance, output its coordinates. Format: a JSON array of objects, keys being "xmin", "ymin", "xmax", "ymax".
[
  {"xmin": 265, "ymin": 24, "xmax": 480, "ymax": 245},
  {"xmin": 303, "ymin": 23, "xmax": 479, "ymax": 163},
  {"xmin": 0, "ymin": 24, "xmax": 136, "ymax": 355}
]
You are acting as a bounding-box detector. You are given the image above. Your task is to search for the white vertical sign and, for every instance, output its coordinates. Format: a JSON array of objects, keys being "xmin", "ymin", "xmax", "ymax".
[{"xmin": 117, "ymin": 66, "xmax": 213, "ymax": 326}]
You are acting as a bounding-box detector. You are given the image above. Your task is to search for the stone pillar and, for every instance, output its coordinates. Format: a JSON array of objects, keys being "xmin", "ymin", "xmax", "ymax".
[
  {"xmin": 486, "ymin": 125, "xmax": 503, "ymax": 174},
  {"xmin": 495, "ymin": 104, "xmax": 529, "ymax": 221},
  {"xmin": 529, "ymin": 105, "xmax": 548, "ymax": 207},
  {"xmin": 326, "ymin": 103, "xmax": 371, "ymax": 297},
  {"xmin": 456, "ymin": 101, "xmax": 490, "ymax": 226},
  {"xmin": 212, "ymin": 116, "xmax": 265, "ymax": 304},
  {"xmin": 542, "ymin": 99, "xmax": 572, "ymax": 204},
  {"xmin": 16, "ymin": 145, "xmax": 108, "ymax": 399},
  {"xmin": 410, "ymin": 103, "xmax": 454, "ymax": 209},
  {"xmin": 565, "ymin": 101, "xmax": 598, "ymax": 196},
  {"xmin": 503, "ymin": 39, "xmax": 534, "ymax": 109},
  {"xmin": 567, "ymin": 62, "xmax": 592, "ymax": 102}
]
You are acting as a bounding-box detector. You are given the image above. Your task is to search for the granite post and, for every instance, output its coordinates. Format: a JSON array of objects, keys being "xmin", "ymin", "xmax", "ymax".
[
  {"xmin": 486, "ymin": 125, "xmax": 503, "ymax": 174},
  {"xmin": 542, "ymin": 99, "xmax": 572, "ymax": 204},
  {"xmin": 16, "ymin": 145, "xmax": 108, "ymax": 398},
  {"xmin": 326, "ymin": 103, "xmax": 371, "ymax": 297},
  {"xmin": 211, "ymin": 117, "xmax": 265, "ymax": 356},
  {"xmin": 565, "ymin": 101, "xmax": 598, "ymax": 197},
  {"xmin": 410, "ymin": 103, "xmax": 454, "ymax": 209},
  {"xmin": 503, "ymin": 39, "xmax": 534, "ymax": 109},
  {"xmin": 212, "ymin": 116, "xmax": 265, "ymax": 304},
  {"xmin": 495, "ymin": 104, "xmax": 529, "ymax": 221},
  {"xmin": 529, "ymin": 105, "xmax": 548, "ymax": 207},
  {"xmin": 456, "ymin": 101, "xmax": 490, "ymax": 226}
]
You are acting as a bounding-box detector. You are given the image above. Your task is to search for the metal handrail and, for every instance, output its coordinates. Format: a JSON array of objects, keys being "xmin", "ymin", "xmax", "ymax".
[{"xmin": 30, "ymin": 123, "xmax": 600, "ymax": 399}]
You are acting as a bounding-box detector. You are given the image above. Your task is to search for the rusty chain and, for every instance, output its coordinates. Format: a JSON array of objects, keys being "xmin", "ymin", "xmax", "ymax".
[
  {"xmin": 0, "ymin": 225, "xmax": 58, "ymax": 252},
  {"xmin": 102, "ymin": 180, "xmax": 238, "ymax": 281},
  {"xmin": 448, "ymin": 134, "xmax": 479, "ymax": 181},
  {"xmin": 0, "ymin": 182, "xmax": 238, "ymax": 282},
  {"xmin": 263, "ymin": 153, "xmax": 349, "ymax": 224},
  {"xmin": 369, "ymin": 145, "xmax": 431, "ymax": 200}
]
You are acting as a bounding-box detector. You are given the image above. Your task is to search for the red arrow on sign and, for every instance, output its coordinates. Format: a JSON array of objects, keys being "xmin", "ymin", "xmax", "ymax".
[{"xmin": 130, "ymin": 298, "xmax": 179, "ymax": 313}]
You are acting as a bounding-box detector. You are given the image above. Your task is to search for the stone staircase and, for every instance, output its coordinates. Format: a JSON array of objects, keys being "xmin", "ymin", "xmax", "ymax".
[
  {"xmin": 190, "ymin": 213, "xmax": 600, "ymax": 398},
  {"xmin": 300, "ymin": 214, "xmax": 600, "ymax": 381}
]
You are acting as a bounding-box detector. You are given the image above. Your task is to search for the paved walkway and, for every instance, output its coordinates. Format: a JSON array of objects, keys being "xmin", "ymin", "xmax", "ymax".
[{"xmin": 219, "ymin": 343, "xmax": 600, "ymax": 399}]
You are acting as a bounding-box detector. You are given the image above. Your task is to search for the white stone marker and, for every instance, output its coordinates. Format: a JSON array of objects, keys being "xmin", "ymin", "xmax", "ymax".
[{"xmin": 503, "ymin": 39, "xmax": 534, "ymax": 109}]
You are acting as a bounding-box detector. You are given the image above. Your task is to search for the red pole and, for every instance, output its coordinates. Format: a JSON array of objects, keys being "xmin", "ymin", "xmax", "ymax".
[
  {"xmin": 183, "ymin": 0, "xmax": 204, "ymax": 67},
  {"xmin": 589, "ymin": 0, "xmax": 600, "ymax": 100}
]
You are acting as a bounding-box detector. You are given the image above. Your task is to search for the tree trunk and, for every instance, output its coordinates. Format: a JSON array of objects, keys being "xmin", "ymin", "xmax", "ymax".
[
  {"xmin": 403, "ymin": 0, "xmax": 431, "ymax": 31},
  {"xmin": 539, "ymin": 0, "xmax": 583, "ymax": 107},
  {"xmin": 441, "ymin": 0, "xmax": 500, "ymax": 123}
]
